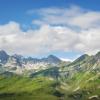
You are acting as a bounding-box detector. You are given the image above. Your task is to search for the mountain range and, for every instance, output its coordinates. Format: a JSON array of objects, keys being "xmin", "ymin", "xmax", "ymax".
[
  {"xmin": 0, "ymin": 50, "xmax": 64, "ymax": 75},
  {"xmin": 0, "ymin": 50, "xmax": 100, "ymax": 100}
]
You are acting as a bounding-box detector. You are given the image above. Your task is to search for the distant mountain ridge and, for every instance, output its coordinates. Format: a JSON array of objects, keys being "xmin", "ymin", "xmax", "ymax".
[
  {"xmin": 0, "ymin": 50, "xmax": 61, "ymax": 64},
  {"xmin": 0, "ymin": 50, "xmax": 64, "ymax": 75},
  {"xmin": 0, "ymin": 50, "xmax": 100, "ymax": 77}
]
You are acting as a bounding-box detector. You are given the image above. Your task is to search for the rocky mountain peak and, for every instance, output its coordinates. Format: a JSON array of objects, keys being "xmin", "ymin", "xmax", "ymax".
[
  {"xmin": 0, "ymin": 50, "xmax": 9, "ymax": 64},
  {"xmin": 46, "ymin": 55, "xmax": 61, "ymax": 64},
  {"xmin": 73, "ymin": 54, "xmax": 89, "ymax": 63},
  {"xmin": 94, "ymin": 51, "xmax": 100, "ymax": 61}
]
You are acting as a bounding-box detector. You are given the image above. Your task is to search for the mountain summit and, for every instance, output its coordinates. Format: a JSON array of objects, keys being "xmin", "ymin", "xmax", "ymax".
[
  {"xmin": 41, "ymin": 55, "xmax": 61, "ymax": 64},
  {"xmin": 0, "ymin": 50, "xmax": 9, "ymax": 64}
]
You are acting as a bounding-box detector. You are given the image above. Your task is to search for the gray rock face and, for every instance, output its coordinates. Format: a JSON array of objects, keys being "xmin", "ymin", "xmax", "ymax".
[
  {"xmin": 0, "ymin": 50, "xmax": 62, "ymax": 74},
  {"xmin": 0, "ymin": 50, "xmax": 9, "ymax": 64},
  {"xmin": 23, "ymin": 55, "xmax": 61, "ymax": 64}
]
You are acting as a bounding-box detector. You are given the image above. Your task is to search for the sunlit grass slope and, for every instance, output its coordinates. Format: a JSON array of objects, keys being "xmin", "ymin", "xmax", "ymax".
[{"xmin": 0, "ymin": 76, "xmax": 62, "ymax": 100}]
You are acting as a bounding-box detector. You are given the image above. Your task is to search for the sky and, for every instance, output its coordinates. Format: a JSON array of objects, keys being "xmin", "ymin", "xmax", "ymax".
[{"xmin": 0, "ymin": 0, "xmax": 100, "ymax": 61}]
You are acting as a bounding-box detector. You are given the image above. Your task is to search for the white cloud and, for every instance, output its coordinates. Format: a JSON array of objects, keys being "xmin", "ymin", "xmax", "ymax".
[
  {"xmin": 70, "ymin": 12, "xmax": 100, "ymax": 29},
  {"xmin": 32, "ymin": 6, "xmax": 100, "ymax": 30},
  {"xmin": 0, "ymin": 5, "xmax": 100, "ymax": 56},
  {"xmin": 0, "ymin": 21, "xmax": 20, "ymax": 35},
  {"xmin": 32, "ymin": 5, "xmax": 84, "ymax": 26}
]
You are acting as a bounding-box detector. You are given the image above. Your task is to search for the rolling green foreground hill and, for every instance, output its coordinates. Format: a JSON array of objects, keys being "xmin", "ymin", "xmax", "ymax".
[
  {"xmin": 0, "ymin": 76, "xmax": 62, "ymax": 100},
  {"xmin": 0, "ymin": 72, "xmax": 99, "ymax": 100}
]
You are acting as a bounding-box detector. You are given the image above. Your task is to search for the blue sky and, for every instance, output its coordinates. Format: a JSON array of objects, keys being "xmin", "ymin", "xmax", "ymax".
[
  {"xmin": 0, "ymin": 0, "xmax": 100, "ymax": 24},
  {"xmin": 0, "ymin": 0, "xmax": 100, "ymax": 60}
]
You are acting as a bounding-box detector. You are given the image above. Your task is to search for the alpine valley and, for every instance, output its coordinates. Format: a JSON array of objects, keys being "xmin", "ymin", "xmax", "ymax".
[{"xmin": 0, "ymin": 50, "xmax": 100, "ymax": 100}]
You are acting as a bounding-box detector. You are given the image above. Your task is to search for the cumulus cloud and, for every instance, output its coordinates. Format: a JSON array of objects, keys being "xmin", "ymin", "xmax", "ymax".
[
  {"xmin": 0, "ymin": 5, "xmax": 100, "ymax": 56},
  {"xmin": 32, "ymin": 5, "xmax": 100, "ymax": 29}
]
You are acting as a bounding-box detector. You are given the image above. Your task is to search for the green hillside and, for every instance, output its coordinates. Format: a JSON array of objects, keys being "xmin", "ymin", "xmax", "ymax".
[
  {"xmin": 0, "ymin": 71, "xmax": 100, "ymax": 100},
  {"xmin": 62, "ymin": 72, "xmax": 100, "ymax": 100},
  {"xmin": 0, "ymin": 76, "xmax": 63, "ymax": 100}
]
